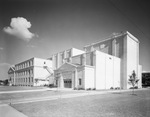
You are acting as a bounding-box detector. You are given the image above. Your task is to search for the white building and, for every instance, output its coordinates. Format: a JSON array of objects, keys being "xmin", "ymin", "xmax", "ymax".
[
  {"xmin": 52, "ymin": 31, "xmax": 142, "ymax": 89},
  {"xmin": 8, "ymin": 57, "xmax": 53, "ymax": 86},
  {"xmin": 8, "ymin": 31, "xmax": 142, "ymax": 89}
]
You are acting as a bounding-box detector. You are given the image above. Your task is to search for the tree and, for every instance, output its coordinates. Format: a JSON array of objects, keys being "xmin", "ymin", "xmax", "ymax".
[
  {"xmin": 128, "ymin": 70, "xmax": 139, "ymax": 95},
  {"xmin": 4, "ymin": 79, "xmax": 9, "ymax": 86}
]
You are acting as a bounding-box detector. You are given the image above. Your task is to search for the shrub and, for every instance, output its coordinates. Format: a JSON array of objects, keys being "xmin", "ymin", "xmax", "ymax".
[
  {"xmin": 86, "ymin": 88, "xmax": 92, "ymax": 90},
  {"xmin": 77, "ymin": 87, "xmax": 84, "ymax": 90},
  {"xmin": 92, "ymin": 88, "xmax": 96, "ymax": 90},
  {"xmin": 115, "ymin": 87, "xmax": 120, "ymax": 90}
]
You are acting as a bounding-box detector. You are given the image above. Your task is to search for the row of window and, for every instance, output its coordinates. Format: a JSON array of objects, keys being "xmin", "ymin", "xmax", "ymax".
[
  {"xmin": 15, "ymin": 77, "xmax": 34, "ymax": 83},
  {"xmin": 15, "ymin": 60, "xmax": 33, "ymax": 70},
  {"xmin": 16, "ymin": 69, "xmax": 33, "ymax": 76},
  {"xmin": 64, "ymin": 80, "xmax": 72, "ymax": 83}
]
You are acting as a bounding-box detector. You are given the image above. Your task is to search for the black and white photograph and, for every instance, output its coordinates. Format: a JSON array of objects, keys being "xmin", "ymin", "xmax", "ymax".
[{"xmin": 0, "ymin": 0, "xmax": 150, "ymax": 117}]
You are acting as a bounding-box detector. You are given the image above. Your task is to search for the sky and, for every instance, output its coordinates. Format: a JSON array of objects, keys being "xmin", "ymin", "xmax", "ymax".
[{"xmin": 0, "ymin": 0, "xmax": 150, "ymax": 80}]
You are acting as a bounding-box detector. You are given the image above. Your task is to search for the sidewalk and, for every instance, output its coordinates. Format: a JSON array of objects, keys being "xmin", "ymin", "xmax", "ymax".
[{"xmin": 0, "ymin": 104, "xmax": 27, "ymax": 117}]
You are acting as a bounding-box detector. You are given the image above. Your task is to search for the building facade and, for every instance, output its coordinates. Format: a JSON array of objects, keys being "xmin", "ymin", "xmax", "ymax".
[
  {"xmin": 8, "ymin": 31, "xmax": 142, "ymax": 89},
  {"xmin": 52, "ymin": 31, "xmax": 142, "ymax": 89},
  {"xmin": 8, "ymin": 58, "xmax": 52, "ymax": 86}
]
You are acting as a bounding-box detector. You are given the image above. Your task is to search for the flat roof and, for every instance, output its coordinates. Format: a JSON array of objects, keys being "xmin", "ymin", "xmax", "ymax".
[{"xmin": 84, "ymin": 31, "xmax": 139, "ymax": 48}]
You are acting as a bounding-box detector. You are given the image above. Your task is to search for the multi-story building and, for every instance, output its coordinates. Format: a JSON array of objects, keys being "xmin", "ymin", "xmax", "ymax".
[
  {"xmin": 8, "ymin": 31, "xmax": 142, "ymax": 89},
  {"xmin": 52, "ymin": 31, "xmax": 142, "ymax": 89},
  {"xmin": 8, "ymin": 57, "xmax": 52, "ymax": 86}
]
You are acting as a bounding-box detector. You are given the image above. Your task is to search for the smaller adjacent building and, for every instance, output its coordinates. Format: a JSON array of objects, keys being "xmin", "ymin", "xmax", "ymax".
[
  {"xmin": 8, "ymin": 57, "xmax": 53, "ymax": 86},
  {"xmin": 142, "ymin": 71, "xmax": 150, "ymax": 87}
]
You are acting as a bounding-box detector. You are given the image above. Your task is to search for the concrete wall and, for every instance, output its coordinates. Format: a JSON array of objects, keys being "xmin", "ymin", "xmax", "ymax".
[
  {"xmin": 95, "ymin": 50, "xmax": 120, "ymax": 89},
  {"xmin": 72, "ymin": 48, "xmax": 85, "ymax": 56},
  {"xmin": 95, "ymin": 51, "xmax": 106, "ymax": 89},
  {"xmin": 84, "ymin": 32, "xmax": 140, "ymax": 89},
  {"xmin": 84, "ymin": 66, "xmax": 95, "ymax": 89},
  {"xmin": 126, "ymin": 35, "xmax": 139, "ymax": 89},
  {"xmin": 34, "ymin": 58, "xmax": 53, "ymax": 86},
  {"xmin": 138, "ymin": 65, "xmax": 142, "ymax": 88},
  {"xmin": 52, "ymin": 48, "xmax": 85, "ymax": 70},
  {"xmin": 113, "ymin": 57, "xmax": 121, "ymax": 88},
  {"xmin": 77, "ymin": 69, "xmax": 84, "ymax": 88},
  {"xmin": 72, "ymin": 55, "xmax": 82, "ymax": 65},
  {"xmin": 105, "ymin": 54, "xmax": 114, "ymax": 89},
  {"xmin": 34, "ymin": 58, "xmax": 52, "ymax": 67}
]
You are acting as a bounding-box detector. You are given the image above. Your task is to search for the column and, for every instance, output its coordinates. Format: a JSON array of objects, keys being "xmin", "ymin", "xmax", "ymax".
[
  {"xmin": 57, "ymin": 53, "xmax": 60, "ymax": 68},
  {"xmin": 14, "ymin": 72, "xmax": 15, "ymax": 85},
  {"xmin": 59, "ymin": 74, "xmax": 64, "ymax": 88},
  {"xmin": 75, "ymin": 68, "xmax": 78, "ymax": 88},
  {"xmin": 52, "ymin": 55, "xmax": 55, "ymax": 70},
  {"xmin": 91, "ymin": 45, "xmax": 94, "ymax": 51},
  {"xmin": 112, "ymin": 39, "xmax": 116, "ymax": 56},
  {"xmin": 72, "ymin": 71, "xmax": 75, "ymax": 89},
  {"xmin": 81, "ymin": 54, "xmax": 86, "ymax": 65}
]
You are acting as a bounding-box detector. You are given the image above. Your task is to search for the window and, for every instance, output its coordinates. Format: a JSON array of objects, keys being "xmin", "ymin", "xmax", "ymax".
[
  {"xmin": 30, "ymin": 69, "xmax": 33, "ymax": 74},
  {"xmin": 32, "ymin": 77, "xmax": 33, "ymax": 82},
  {"xmin": 79, "ymin": 79, "xmax": 82, "ymax": 85},
  {"xmin": 29, "ymin": 61, "xmax": 30, "ymax": 66},
  {"xmin": 29, "ymin": 70, "xmax": 30, "ymax": 75}
]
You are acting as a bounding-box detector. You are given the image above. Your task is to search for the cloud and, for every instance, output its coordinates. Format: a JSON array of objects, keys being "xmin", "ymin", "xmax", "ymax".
[{"xmin": 3, "ymin": 17, "xmax": 35, "ymax": 42}]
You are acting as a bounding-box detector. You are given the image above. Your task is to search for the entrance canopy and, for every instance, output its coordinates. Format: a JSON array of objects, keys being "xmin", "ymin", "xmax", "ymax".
[{"xmin": 56, "ymin": 62, "xmax": 80, "ymax": 72}]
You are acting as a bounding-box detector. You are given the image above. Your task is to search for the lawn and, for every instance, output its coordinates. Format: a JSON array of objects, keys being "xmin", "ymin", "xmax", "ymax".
[
  {"xmin": 12, "ymin": 89, "xmax": 150, "ymax": 117},
  {"xmin": 0, "ymin": 89, "xmax": 84, "ymax": 102}
]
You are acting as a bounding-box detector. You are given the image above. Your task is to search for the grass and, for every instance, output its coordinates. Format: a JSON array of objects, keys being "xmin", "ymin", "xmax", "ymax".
[
  {"xmin": 0, "ymin": 89, "xmax": 84, "ymax": 101},
  {"xmin": 12, "ymin": 89, "xmax": 150, "ymax": 117}
]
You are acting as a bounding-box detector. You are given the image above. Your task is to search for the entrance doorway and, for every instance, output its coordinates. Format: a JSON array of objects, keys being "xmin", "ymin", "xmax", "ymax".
[{"xmin": 64, "ymin": 79, "xmax": 72, "ymax": 88}]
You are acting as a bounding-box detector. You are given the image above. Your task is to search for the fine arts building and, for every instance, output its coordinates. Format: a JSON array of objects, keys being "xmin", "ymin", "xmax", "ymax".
[{"xmin": 8, "ymin": 31, "xmax": 142, "ymax": 89}]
